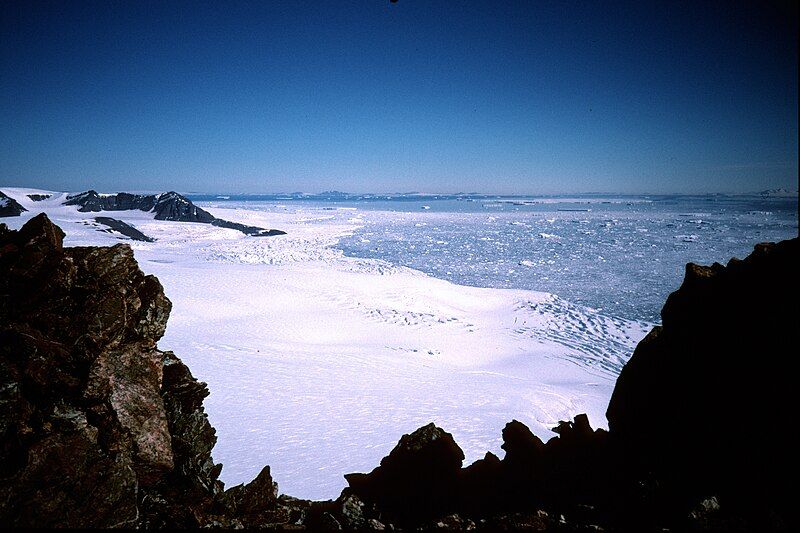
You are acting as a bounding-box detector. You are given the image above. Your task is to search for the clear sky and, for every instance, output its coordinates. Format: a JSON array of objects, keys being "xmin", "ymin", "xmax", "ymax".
[{"xmin": 1, "ymin": 0, "xmax": 797, "ymax": 194}]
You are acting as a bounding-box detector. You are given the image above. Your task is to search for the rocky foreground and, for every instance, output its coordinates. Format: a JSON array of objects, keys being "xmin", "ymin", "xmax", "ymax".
[{"xmin": 0, "ymin": 214, "xmax": 796, "ymax": 530}]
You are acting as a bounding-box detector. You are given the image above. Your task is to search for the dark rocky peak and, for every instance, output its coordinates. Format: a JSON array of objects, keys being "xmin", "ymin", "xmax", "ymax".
[
  {"xmin": 64, "ymin": 189, "xmax": 157, "ymax": 212},
  {"xmin": 550, "ymin": 412, "xmax": 599, "ymax": 444},
  {"xmin": 344, "ymin": 423, "xmax": 465, "ymax": 525},
  {"xmin": 64, "ymin": 189, "xmax": 99, "ymax": 202},
  {"xmin": 501, "ymin": 419, "xmax": 545, "ymax": 460},
  {"xmin": 0, "ymin": 191, "xmax": 27, "ymax": 217},
  {"xmin": 64, "ymin": 189, "xmax": 106, "ymax": 211},
  {"xmin": 220, "ymin": 465, "xmax": 282, "ymax": 527},
  {"xmin": 384, "ymin": 422, "xmax": 465, "ymax": 467},
  {"xmin": 153, "ymin": 191, "xmax": 214, "ymax": 222},
  {"xmin": 157, "ymin": 191, "xmax": 188, "ymax": 204}
]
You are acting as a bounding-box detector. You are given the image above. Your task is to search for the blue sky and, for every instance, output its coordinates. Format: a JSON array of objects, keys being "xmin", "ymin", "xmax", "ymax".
[{"xmin": 1, "ymin": 1, "xmax": 797, "ymax": 194}]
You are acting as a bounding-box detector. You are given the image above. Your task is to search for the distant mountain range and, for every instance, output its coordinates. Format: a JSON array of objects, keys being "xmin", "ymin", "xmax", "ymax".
[
  {"xmin": 758, "ymin": 188, "xmax": 798, "ymax": 198},
  {"xmin": 1, "ymin": 189, "xmax": 286, "ymax": 237},
  {"xmin": 184, "ymin": 190, "xmax": 800, "ymax": 203}
]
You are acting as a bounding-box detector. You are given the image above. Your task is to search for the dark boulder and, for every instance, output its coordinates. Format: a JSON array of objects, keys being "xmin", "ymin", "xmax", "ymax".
[
  {"xmin": 345, "ymin": 423, "xmax": 465, "ymax": 525},
  {"xmin": 501, "ymin": 419, "xmax": 544, "ymax": 472}
]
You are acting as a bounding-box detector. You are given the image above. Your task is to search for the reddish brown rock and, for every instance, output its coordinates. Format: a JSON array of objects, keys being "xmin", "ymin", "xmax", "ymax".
[{"xmin": 0, "ymin": 214, "xmax": 223, "ymax": 527}]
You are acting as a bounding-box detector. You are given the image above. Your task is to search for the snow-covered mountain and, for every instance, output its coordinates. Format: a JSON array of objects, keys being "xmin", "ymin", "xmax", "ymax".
[{"xmin": 1, "ymin": 188, "xmax": 285, "ymax": 237}]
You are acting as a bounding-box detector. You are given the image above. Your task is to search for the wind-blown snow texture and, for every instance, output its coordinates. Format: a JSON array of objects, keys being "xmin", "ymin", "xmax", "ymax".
[{"xmin": 1, "ymin": 187, "xmax": 796, "ymax": 500}]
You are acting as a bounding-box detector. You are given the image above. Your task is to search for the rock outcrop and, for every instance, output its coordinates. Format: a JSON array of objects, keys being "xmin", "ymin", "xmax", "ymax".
[
  {"xmin": 26, "ymin": 194, "xmax": 51, "ymax": 201},
  {"xmin": 344, "ymin": 423, "xmax": 465, "ymax": 525},
  {"xmin": 151, "ymin": 191, "xmax": 214, "ymax": 222},
  {"xmin": 1, "ymin": 214, "xmax": 796, "ymax": 530},
  {"xmin": 0, "ymin": 214, "xmax": 224, "ymax": 527},
  {"xmin": 343, "ymin": 417, "xmax": 612, "ymax": 529},
  {"xmin": 95, "ymin": 216, "xmax": 155, "ymax": 242},
  {"xmin": 64, "ymin": 190, "xmax": 286, "ymax": 237},
  {"xmin": 0, "ymin": 191, "xmax": 26, "ymax": 217},
  {"xmin": 606, "ymin": 237, "xmax": 798, "ymax": 527},
  {"xmin": 64, "ymin": 190, "xmax": 159, "ymax": 213}
]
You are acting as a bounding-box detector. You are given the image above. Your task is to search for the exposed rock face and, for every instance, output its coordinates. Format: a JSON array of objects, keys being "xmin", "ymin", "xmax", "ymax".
[
  {"xmin": 0, "ymin": 191, "xmax": 26, "ymax": 217},
  {"xmin": 27, "ymin": 194, "xmax": 51, "ymax": 201},
  {"xmin": 210, "ymin": 218, "xmax": 287, "ymax": 237},
  {"xmin": 0, "ymin": 214, "xmax": 224, "ymax": 527},
  {"xmin": 95, "ymin": 216, "xmax": 155, "ymax": 242},
  {"xmin": 607, "ymin": 238, "xmax": 798, "ymax": 524},
  {"xmin": 64, "ymin": 189, "xmax": 158, "ymax": 212},
  {"xmin": 64, "ymin": 189, "xmax": 285, "ymax": 236},
  {"xmin": 151, "ymin": 191, "xmax": 215, "ymax": 222}
]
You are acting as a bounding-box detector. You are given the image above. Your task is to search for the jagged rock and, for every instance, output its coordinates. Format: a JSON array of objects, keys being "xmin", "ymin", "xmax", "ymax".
[
  {"xmin": 319, "ymin": 511, "xmax": 343, "ymax": 530},
  {"xmin": 459, "ymin": 451, "xmax": 503, "ymax": 513},
  {"xmin": 366, "ymin": 518, "xmax": 387, "ymax": 530},
  {"xmin": 0, "ymin": 214, "xmax": 225, "ymax": 528},
  {"xmin": 607, "ymin": 238, "xmax": 798, "ymax": 522},
  {"xmin": 0, "ymin": 191, "xmax": 26, "ymax": 217},
  {"xmin": 345, "ymin": 423, "xmax": 465, "ymax": 525},
  {"xmin": 481, "ymin": 511, "xmax": 554, "ymax": 531},
  {"xmin": 220, "ymin": 465, "xmax": 286, "ymax": 527},
  {"xmin": 336, "ymin": 493, "xmax": 368, "ymax": 528},
  {"xmin": 500, "ymin": 419, "xmax": 544, "ymax": 480},
  {"xmin": 152, "ymin": 191, "xmax": 215, "ymax": 222}
]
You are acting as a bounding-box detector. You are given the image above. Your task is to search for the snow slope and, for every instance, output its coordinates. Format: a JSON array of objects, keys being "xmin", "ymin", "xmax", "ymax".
[{"xmin": 0, "ymin": 187, "xmax": 650, "ymax": 499}]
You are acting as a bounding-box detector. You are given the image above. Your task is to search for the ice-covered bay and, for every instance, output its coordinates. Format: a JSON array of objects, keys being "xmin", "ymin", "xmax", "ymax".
[
  {"xmin": 332, "ymin": 196, "xmax": 799, "ymax": 323},
  {"xmin": 3, "ymin": 188, "xmax": 794, "ymax": 500}
]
